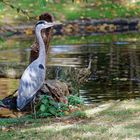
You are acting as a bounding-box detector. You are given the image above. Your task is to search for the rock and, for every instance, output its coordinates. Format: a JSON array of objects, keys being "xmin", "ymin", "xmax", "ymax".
[{"xmin": 41, "ymin": 80, "xmax": 70, "ymax": 103}]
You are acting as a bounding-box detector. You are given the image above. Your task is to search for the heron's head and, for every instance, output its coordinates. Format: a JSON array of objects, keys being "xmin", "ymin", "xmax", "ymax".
[{"xmin": 35, "ymin": 20, "xmax": 60, "ymax": 30}]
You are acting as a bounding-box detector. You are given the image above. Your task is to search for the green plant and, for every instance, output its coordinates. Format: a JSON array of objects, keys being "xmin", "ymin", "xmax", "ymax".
[
  {"xmin": 36, "ymin": 94, "xmax": 83, "ymax": 118},
  {"xmin": 36, "ymin": 95, "xmax": 69, "ymax": 117},
  {"xmin": 67, "ymin": 95, "xmax": 83, "ymax": 106}
]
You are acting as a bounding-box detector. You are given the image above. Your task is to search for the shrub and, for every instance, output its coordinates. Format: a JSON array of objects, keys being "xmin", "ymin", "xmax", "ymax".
[
  {"xmin": 36, "ymin": 94, "xmax": 83, "ymax": 118},
  {"xmin": 67, "ymin": 95, "xmax": 83, "ymax": 106},
  {"xmin": 36, "ymin": 95, "xmax": 68, "ymax": 117}
]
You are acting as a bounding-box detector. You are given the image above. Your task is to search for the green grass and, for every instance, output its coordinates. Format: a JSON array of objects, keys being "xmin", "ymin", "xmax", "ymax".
[
  {"xmin": 1, "ymin": 99, "xmax": 140, "ymax": 139},
  {"xmin": 52, "ymin": 32, "xmax": 140, "ymax": 45},
  {"xmin": 0, "ymin": 0, "xmax": 140, "ymax": 24},
  {"xmin": 0, "ymin": 32, "xmax": 140, "ymax": 50}
]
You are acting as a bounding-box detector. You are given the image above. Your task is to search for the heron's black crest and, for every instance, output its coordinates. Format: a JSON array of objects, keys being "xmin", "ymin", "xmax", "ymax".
[
  {"xmin": 35, "ymin": 20, "xmax": 46, "ymax": 27},
  {"xmin": 39, "ymin": 64, "xmax": 44, "ymax": 69}
]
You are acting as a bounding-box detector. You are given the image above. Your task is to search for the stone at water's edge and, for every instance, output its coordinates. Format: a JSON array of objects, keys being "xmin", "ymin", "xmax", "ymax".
[
  {"xmin": 40, "ymin": 80, "xmax": 70, "ymax": 104},
  {"xmin": 0, "ymin": 18, "xmax": 140, "ymax": 37}
]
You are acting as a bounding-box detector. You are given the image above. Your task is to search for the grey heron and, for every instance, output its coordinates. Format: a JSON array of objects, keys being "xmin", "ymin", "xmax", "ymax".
[{"xmin": 17, "ymin": 20, "xmax": 58, "ymax": 111}]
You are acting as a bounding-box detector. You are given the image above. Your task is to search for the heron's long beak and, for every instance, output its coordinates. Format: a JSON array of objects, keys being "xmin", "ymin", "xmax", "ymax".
[
  {"xmin": 52, "ymin": 21, "xmax": 62, "ymax": 25},
  {"xmin": 46, "ymin": 21, "xmax": 62, "ymax": 28}
]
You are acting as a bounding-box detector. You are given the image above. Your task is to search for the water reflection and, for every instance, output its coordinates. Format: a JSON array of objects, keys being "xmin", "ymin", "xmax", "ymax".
[
  {"xmin": 80, "ymin": 43, "xmax": 140, "ymax": 103},
  {"xmin": 0, "ymin": 42, "xmax": 140, "ymax": 103}
]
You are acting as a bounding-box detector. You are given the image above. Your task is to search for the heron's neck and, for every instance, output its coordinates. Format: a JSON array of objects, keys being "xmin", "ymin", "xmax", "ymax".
[{"xmin": 35, "ymin": 29, "xmax": 46, "ymax": 65}]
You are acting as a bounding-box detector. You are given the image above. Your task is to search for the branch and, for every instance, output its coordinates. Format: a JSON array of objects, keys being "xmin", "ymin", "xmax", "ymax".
[{"xmin": 0, "ymin": 0, "xmax": 30, "ymax": 19}]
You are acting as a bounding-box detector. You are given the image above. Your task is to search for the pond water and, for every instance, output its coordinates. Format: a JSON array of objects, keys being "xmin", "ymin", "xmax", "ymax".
[{"xmin": 0, "ymin": 36, "xmax": 140, "ymax": 104}]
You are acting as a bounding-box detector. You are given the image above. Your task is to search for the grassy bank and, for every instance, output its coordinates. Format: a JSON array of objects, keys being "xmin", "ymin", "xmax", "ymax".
[
  {"xmin": 1, "ymin": 99, "xmax": 140, "ymax": 139},
  {"xmin": 52, "ymin": 32, "xmax": 140, "ymax": 45},
  {"xmin": 0, "ymin": 32, "xmax": 140, "ymax": 50},
  {"xmin": 0, "ymin": 0, "xmax": 140, "ymax": 24}
]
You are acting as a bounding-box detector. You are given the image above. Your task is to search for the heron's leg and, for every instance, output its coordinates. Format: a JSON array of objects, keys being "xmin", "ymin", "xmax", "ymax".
[
  {"xmin": 33, "ymin": 97, "xmax": 37, "ymax": 119},
  {"xmin": 31, "ymin": 101, "xmax": 33, "ymax": 114},
  {"xmin": 30, "ymin": 98, "xmax": 36, "ymax": 119}
]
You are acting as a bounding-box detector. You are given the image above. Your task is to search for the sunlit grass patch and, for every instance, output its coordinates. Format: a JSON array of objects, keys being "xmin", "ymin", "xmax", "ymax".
[
  {"xmin": 1, "ymin": 99, "xmax": 140, "ymax": 139},
  {"xmin": 101, "ymin": 108, "xmax": 140, "ymax": 117}
]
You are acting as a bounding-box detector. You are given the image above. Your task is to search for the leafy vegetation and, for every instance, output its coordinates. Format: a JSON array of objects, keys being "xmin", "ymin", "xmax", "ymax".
[
  {"xmin": 36, "ymin": 94, "xmax": 83, "ymax": 118},
  {"xmin": 36, "ymin": 95, "xmax": 67, "ymax": 117},
  {"xmin": 67, "ymin": 95, "xmax": 83, "ymax": 106}
]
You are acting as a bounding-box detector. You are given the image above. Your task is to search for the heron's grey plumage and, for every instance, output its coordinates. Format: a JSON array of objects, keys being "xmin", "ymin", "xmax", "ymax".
[{"xmin": 17, "ymin": 20, "xmax": 56, "ymax": 110}]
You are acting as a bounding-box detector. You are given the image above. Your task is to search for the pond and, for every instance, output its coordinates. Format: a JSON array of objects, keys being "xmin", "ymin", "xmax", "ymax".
[{"xmin": 0, "ymin": 35, "xmax": 140, "ymax": 104}]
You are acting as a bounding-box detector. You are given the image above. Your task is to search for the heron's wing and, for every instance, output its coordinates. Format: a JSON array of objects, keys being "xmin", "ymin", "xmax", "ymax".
[{"xmin": 17, "ymin": 61, "xmax": 45, "ymax": 110}]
